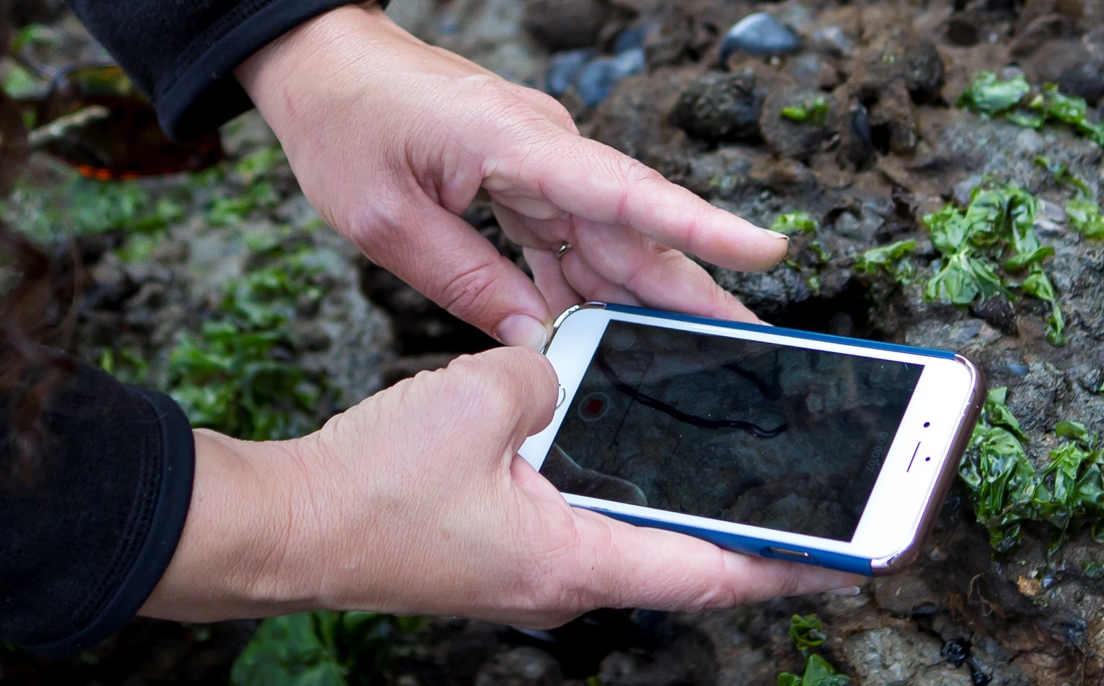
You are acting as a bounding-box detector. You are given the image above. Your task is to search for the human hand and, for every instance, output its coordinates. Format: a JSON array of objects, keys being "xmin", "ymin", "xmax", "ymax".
[
  {"xmin": 142, "ymin": 347, "xmax": 861, "ymax": 625},
  {"xmin": 234, "ymin": 5, "xmax": 789, "ymax": 351}
]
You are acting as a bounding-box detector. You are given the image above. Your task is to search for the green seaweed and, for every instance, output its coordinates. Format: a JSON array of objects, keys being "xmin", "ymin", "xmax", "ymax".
[
  {"xmin": 777, "ymin": 615, "xmax": 850, "ymax": 686},
  {"xmin": 781, "ymin": 96, "xmax": 830, "ymax": 127},
  {"xmin": 771, "ymin": 211, "xmax": 819, "ymax": 236},
  {"xmin": 959, "ymin": 72, "xmax": 1104, "ymax": 147},
  {"xmin": 855, "ymin": 239, "xmax": 917, "ymax": 284},
  {"xmin": 231, "ymin": 611, "xmax": 424, "ymax": 686},
  {"xmin": 959, "ymin": 388, "xmax": 1104, "ymax": 553},
  {"xmin": 922, "ymin": 183, "xmax": 1065, "ymax": 345}
]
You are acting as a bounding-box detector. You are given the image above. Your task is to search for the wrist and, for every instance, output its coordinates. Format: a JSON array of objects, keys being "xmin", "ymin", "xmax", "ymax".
[{"xmin": 139, "ymin": 430, "xmax": 323, "ymax": 621}]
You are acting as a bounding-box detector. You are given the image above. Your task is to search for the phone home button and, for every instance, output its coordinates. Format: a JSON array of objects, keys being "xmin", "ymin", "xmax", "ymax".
[
  {"xmin": 556, "ymin": 386, "xmax": 566, "ymax": 408},
  {"xmin": 767, "ymin": 546, "xmax": 813, "ymax": 561}
]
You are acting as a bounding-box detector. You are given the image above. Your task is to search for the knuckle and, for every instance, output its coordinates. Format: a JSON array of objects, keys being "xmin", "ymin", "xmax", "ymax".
[{"xmin": 436, "ymin": 256, "xmax": 508, "ymax": 318}]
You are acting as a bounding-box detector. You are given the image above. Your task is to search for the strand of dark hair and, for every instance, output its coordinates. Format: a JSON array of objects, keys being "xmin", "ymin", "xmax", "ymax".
[{"xmin": 0, "ymin": 221, "xmax": 78, "ymax": 485}]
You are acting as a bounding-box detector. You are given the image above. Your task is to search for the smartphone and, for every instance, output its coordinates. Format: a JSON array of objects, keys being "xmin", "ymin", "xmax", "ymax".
[{"xmin": 518, "ymin": 303, "xmax": 985, "ymax": 576}]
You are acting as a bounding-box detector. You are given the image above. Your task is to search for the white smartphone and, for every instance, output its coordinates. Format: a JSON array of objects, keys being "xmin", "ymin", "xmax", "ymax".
[{"xmin": 519, "ymin": 303, "xmax": 985, "ymax": 576}]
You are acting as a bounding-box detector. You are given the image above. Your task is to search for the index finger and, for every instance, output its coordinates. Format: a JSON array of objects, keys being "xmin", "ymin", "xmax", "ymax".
[{"xmin": 496, "ymin": 129, "xmax": 790, "ymax": 272}]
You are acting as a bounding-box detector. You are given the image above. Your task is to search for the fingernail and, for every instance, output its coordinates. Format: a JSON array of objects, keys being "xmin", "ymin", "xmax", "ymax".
[
  {"xmin": 763, "ymin": 228, "xmax": 790, "ymax": 240},
  {"xmin": 497, "ymin": 315, "xmax": 550, "ymax": 351},
  {"xmin": 826, "ymin": 586, "xmax": 862, "ymax": 596}
]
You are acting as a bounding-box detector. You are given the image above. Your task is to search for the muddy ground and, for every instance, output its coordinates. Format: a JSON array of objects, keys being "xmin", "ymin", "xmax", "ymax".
[{"xmin": 4, "ymin": 0, "xmax": 1104, "ymax": 684}]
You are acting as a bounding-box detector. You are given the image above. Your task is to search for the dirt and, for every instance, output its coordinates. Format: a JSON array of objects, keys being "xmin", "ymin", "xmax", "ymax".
[{"xmin": 4, "ymin": 0, "xmax": 1104, "ymax": 683}]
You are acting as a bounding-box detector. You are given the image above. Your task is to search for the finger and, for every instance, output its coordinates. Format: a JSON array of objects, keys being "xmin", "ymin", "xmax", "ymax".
[
  {"xmin": 448, "ymin": 346, "xmax": 560, "ymax": 448},
  {"xmin": 487, "ymin": 130, "xmax": 790, "ymax": 271},
  {"xmin": 493, "ymin": 201, "xmax": 567, "ymax": 250},
  {"xmin": 362, "ymin": 199, "xmax": 553, "ymax": 350},
  {"xmin": 571, "ymin": 510, "xmax": 864, "ymax": 611},
  {"xmin": 524, "ymin": 247, "xmax": 584, "ymax": 317},
  {"xmin": 572, "ymin": 220, "xmax": 762, "ymax": 324},
  {"xmin": 558, "ymin": 249, "xmax": 643, "ymax": 306}
]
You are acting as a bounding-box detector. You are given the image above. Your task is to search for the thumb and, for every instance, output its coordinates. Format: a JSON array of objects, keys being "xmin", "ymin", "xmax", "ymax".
[{"xmin": 365, "ymin": 200, "xmax": 554, "ymax": 349}]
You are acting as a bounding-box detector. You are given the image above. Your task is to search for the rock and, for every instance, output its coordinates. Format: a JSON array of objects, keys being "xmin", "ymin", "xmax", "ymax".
[
  {"xmin": 812, "ymin": 25, "xmax": 855, "ymax": 58},
  {"xmin": 670, "ymin": 70, "xmax": 764, "ymax": 143},
  {"xmin": 1011, "ymin": 13, "xmax": 1079, "ymax": 57},
  {"xmin": 837, "ymin": 100, "xmax": 877, "ymax": 170},
  {"xmin": 546, "ymin": 48, "xmax": 594, "ymax": 97},
  {"xmin": 522, "ymin": 0, "xmax": 610, "ymax": 51},
  {"xmin": 575, "ymin": 48, "xmax": 646, "ymax": 107},
  {"xmin": 613, "ymin": 23, "xmax": 657, "ymax": 54},
  {"xmin": 474, "ymin": 647, "xmax": 564, "ymax": 686},
  {"xmin": 1058, "ymin": 55, "xmax": 1104, "ymax": 106},
  {"xmin": 867, "ymin": 80, "xmax": 920, "ymax": 155},
  {"xmin": 786, "ymin": 52, "xmax": 840, "ymax": 91},
  {"xmin": 719, "ymin": 12, "xmax": 802, "ymax": 64},
  {"xmin": 838, "ymin": 626, "xmax": 973, "ymax": 685},
  {"xmin": 902, "ymin": 38, "xmax": 946, "ymax": 104},
  {"xmin": 945, "ymin": 10, "xmax": 983, "ymax": 46},
  {"xmin": 759, "ymin": 86, "xmax": 836, "ymax": 160}
]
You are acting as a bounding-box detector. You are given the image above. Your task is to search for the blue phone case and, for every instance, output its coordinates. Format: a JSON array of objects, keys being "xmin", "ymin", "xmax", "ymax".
[{"xmin": 549, "ymin": 303, "xmax": 985, "ymax": 576}]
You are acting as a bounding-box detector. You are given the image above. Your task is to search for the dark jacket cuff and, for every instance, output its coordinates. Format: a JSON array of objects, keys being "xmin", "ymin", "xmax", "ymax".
[{"xmin": 21, "ymin": 388, "xmax": 195, "ymax": 658}]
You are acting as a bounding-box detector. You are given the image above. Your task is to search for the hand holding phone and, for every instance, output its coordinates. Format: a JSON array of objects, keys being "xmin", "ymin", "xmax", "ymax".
[{"xmin": 520, "ymin": 304, "xmax": 985, "ymax": 576}]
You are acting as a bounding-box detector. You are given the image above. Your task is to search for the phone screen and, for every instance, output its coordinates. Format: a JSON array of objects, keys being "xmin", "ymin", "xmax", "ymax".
[{"xmin": 541, "ymin": 321, "xmax": 924, "ymax": 542}]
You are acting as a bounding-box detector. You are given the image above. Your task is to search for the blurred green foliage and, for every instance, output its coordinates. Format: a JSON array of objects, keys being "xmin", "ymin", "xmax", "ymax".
[
  {"xmin": 232, "ymin": 612, "xmax": 424, "ymax": 686},
  {"xmin": 1035, "ymin": 155, "xmax": 1104, "ymax": 239},
  {"xmin": 780, "ymin": 96, "xmax": 830, "ymax": 128},
  {"xmin": 960, "ymin": 388, "xmax": 1104, "ymax": 553},
  {"xmin": 854, "ymin": 239, "xmax": 917, "ymax": 285},
  {"xmin": 923, "ymin": 183, "xmax": 1064, "ymax": 345},
  {"xmin": 771, "ymin": 211, "xmax": 819, "ymax": 236},
  {"xmin": 959, "ymin": 72, "xmax": 1104, "ymax": 146},
  {"xmin": 777, "ymin": 615, "xmax": 850, "ymax": 686}
]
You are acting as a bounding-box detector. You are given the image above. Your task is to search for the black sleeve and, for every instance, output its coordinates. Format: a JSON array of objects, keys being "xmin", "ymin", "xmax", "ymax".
[
  {"xmin": 0, "ymin": 358, "xmax": 195, "ymax": 658},
  {"xmin": 62, "ymin": 0, "xmax": 388, "ymax": 141}
]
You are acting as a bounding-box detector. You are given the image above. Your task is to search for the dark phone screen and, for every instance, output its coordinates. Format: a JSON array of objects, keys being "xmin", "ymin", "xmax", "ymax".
[{"xmin": 540, "ymin": 321, "xmax": 924, "ymax": 542}]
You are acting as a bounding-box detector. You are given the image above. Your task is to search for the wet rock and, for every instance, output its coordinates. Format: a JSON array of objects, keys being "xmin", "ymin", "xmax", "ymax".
[
  {"xmin": 474, "ymin": 646, "xmax": 564, "ymax": 686},
  {"xmin": 873, "ymin": 569, "xmax": 944, "ymax": 615},
  {"xmin": 902, "ymin": 38, "xmax": 946, "ymax": 104},
  {"xmin": 597, "ymin": 630, "xmax": 716, "ymax": 686},
  {"xmin": 575, "ymin": 48, "xmax": 646, "ymax": 107},
  {"xmin": 866, "ymin": 80, "xmax": 920, "ymax": 155},
  {"xmin": 670, "ymin": 70, "xmax": 764, "ymax": 143},
  {"xmin": 1011, "ymin": 13, "xmax": 1079, "ymax": 57},
  {"xmin": 1058, "ymin": 55, "xmax": 1104, "ymax": 106},
  {"xmin": 613, "ymin": 23, "xmax": 656, "ymax": 54},
  {"xmin": 972, "ymin": 296, "xmax": 1019, "ymax": 335},
  {"xmin": 812, "ymin": 25, "xmax": 855, "ymax": 58},
  {"xmin": 945, "ymin": 10, "xmax": 985, "ymax": 46},
  {"xmin": 546, "ymin": 48, "xmax": 594, "ymax": 97},
  {"xmin": 522, "ymin": 0, "xmax": 610, "ymax": 51},
  {"xmin": 837, "ymin": 101, "xmax": 876, "ymax": 170},
  {"xmin": 759, "ymin": 86, "xmax": 836, "ymax": 160},
  {"xmin": 838, "ymin": 626, "xmax": 973, "ymax": 685},
  {"xmin": 719, "ymin": 12, "xmax": 802, "ymax": 64},
  {"xmin": 786, "ymin": 52, "xmax": 840, "ymax": 91}
]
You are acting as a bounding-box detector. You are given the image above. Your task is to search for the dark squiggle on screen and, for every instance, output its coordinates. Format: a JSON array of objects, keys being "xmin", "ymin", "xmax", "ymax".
[{"xmin": 594, "ymin": 351, "xmax": 789, "ymax": 439}]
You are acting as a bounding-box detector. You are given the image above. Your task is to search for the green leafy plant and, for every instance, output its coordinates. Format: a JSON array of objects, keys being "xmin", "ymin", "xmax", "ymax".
[
  {"xmin": 777, "ymin": 615, "xmax": 850, "ymax": 686},
  {"xmin": 789, "ymin": 614, "xmax": 827, "ymax": 652},
  {"xmin": 959, "ymin": 72, "xmax": 1104, "ymax": 147},
  {"xmin": 772, "ymin": 211, "xmax": 819, "ymax": 236},
  {"xmin": 778, "ymin": 655, "xmax": 851, "ymax": 686},
  {"xmin": 959, "ymin": 388, "xmax": 1104, "ymax": 553},
  {"xmin": 922, "ymin": 183, "xmax": 1065, "ymax": 345},
  {"xmin": 231, "ymin": 611, "xmax": 424, "ymax": 686},
  {"xmin": 854, "ymin": 239, "xmax": 917, "ymax": 284},
  {"xmin": 168, "ymin": 242, "xmax": 326, "ymax": 441},
  {"xmin": 781, "ymin": 96, "xmax": 830, "ymax": 127},
  {"xmin": 1035, "ymin": 156, "xmax": 1104, "ymax": 239}
]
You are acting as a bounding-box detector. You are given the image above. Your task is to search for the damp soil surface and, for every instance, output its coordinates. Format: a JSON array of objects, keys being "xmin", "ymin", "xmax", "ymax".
[{"xmin": 5, "ymin": 0, "xmax": 1104, "ymax": 684}]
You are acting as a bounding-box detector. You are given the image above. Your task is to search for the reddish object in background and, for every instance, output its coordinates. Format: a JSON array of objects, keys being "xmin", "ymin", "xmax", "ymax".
[{"xmin": 35, "ymin": 63, "xmax": 221, "ymax": 180}]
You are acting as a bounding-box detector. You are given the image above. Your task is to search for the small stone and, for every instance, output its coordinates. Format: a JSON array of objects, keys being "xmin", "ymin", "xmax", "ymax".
[
  {"xmin": 719, "ymin": 12, "xmax": 802, "ymax": 64},
  {"xmin": 1007, "ymin": 361, "xmax": 1030, "ymax": 377},
  {"xmin": 903, "ymin": 38, "xmax": 945, "ymax": 103},
  {"xmin": 812, "ymin": 25, "xmax": 855, "ymax": 58},
  {"xmin": 1058, "ymin": 56, "xmax": 1104, "ymax": 106},
  {"xmin": 1078, "ymin": 367, "xmax": 1104, "ymax": 393},
  {"xmin": 546, "ymin": 48, "xmax": 594, "ymax": 97},
  {"xmin": 613, "ymin": 23, "xmax": 656, "ymax": 54},
  {"xmin": 1017, "ymin": 576, "xmax": 1041, "ymax": 598},
  {"xmin": 575, "ymin": 48, "xmax": 646, "ymax": 107},
  {"xmin": 474, "ymin": 646, "xmax": 564, "ymax": 686},
  {"xmin": 671, "ymin": 70, "xmax": 764, "ymax": 142},
  {"xmin": 523, "ymin": 0, "xmax": 610, "ymax": 51}
]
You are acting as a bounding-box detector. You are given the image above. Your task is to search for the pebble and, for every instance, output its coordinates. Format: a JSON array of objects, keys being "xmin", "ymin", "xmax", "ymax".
[
  {"xmin": 575, "ymin": 48, "xmax": 646, "ymax": 107},
  {"xmin": 719, "ymin": 12, "xmax": 802, "ymax": 64},
  {"xmin": 812, "ymin": 25, "xmax": 854, "ymax": 58},
  {"xmin": 545, "ymin": 48, "xmax": 594, "ymax": 97},
  {"xmin": 613, "ymin": 24, "xmax": 656, "ymax": 55}
]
